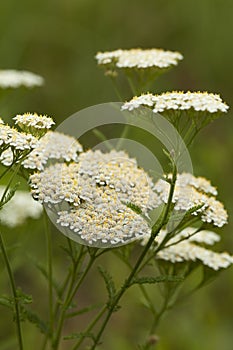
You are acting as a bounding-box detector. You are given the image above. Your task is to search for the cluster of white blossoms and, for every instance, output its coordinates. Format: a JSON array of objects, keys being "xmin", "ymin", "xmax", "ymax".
[
  {"xmin": 122, "ymin": 91, "xmax": 229, "ymax": 114},
  {"xmin": 22, "ymin": 131, "xmax": 83, "ymax": 171},
  {"xmin": 13, "ymin": 113, "xmax": 55, "ymax": 136},
  {"xmin": 1, "ymin": 131, "xmax": 82, "ymax": 171},
  {"xmin": 0, "ymin": 123, "xmax": 38, "ymax": 151},
  {"xmin": 30, "ymin": 150, "xmax": 161, "ymax": 246},
  {"xmin": 151, "ymin": 228, "xmax": 233, "ymax": 271},
  {"xmin": 0, "ymin": 186, "xmax": 42, "ymax": 228},
  {"xmin": 30, "ymin": 162, "xmax": 90, "ymax": 206},
  {"xmin": 77, "ymin": 150, "xmax": 160, "ymax": 211},
  {"xmin": 154, "ymin": 173, "xmax": 228, "ymax": 227},
  {"xmin": 0, "ymin": 114, "xmax": 56, "ymax": 167},
  {"xmin": 96, "ymin": 48, "xmax": 183, "ymax": 69},
  {"xmin": 57, "ymin": 188, "xmax": 151, "ymax": 246},
  {"xmin": 0, "ymin": 69, "xmax": 44, "ymax": 89}
]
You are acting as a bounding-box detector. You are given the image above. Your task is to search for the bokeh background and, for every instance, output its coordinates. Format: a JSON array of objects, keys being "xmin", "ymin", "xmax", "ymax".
[{"xmin": 0, "ymin": 0, "xmax": 233, "ymax": 349}]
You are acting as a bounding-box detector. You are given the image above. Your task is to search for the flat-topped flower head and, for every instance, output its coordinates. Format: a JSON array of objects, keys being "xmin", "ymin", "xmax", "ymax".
[
  {"xmin": 154, "ymin": 173, "xmax": 228, "ymax": 227},
  {"xmin": 30, "ymin": 149, "xmax": 162, "ymax": 247},
  {"xmin": 96, "ymin": 48, "xmax": 183, "ymax": 69},
  {"xmin": 0, "ymin": 123, "xmax": 38, "ymax": 151},
  {"xmin": 157, "ymin": 241, "xmax": 233, "ymax": 270},
  {"xmin": 142, "ymin": 227, "xmax": 233, "ymax": 271},
  {"xmin": 57, "ymin": 188, "xmax": 151, "ymax": 247},
  {"xmin": 123, "ymin": 91, "xmax": 229, "ymax": 113},
  {"xmin": 13, "ymin": 113, "xmax": 55, "ymax": 137},
  {"xmin": 77, "ymin": 150, "xmax": 161, "ymax": 212},
  {"xmin": 157, "ymin": 229, "xmax": 233, "ymax": 270},
  {"xmin": 122, "ymin": 91, "xmax": 229, "ymax": 136},
  {"xmin": 30, "ymin": 149, "xmax": 160, "ymax": 213},
  {"xmin": 96, "ymin": 48, "xmax": 183, "ymax": 95},
  {"xmin": 0, "ymin": 69, "xmax": 44, "ymax": 89},
  {"xmin": 22, "ymin": 131, "xmax": 83, "ymax": 171}
]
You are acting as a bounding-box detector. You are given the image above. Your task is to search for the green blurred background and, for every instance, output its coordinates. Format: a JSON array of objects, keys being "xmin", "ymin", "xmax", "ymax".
[{"xmin": 0, "ymin": 0, "xmax": 233, "ymax": 349}]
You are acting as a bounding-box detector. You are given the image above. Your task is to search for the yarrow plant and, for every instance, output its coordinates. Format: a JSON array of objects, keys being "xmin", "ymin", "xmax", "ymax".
[{"xmin": 0, "ymin": 48, "xmax": 232, "ymax": 350}]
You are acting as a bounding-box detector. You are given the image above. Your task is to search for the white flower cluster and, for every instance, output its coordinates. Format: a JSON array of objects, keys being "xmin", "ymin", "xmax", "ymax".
[
  {"xmin": 78, "ymin": 150, "xmax": 160, "ymax": 211},
  {"xmin": 57, "ymin": 188, "xmax": 151, "ymax": 246},
  {"xmin": 153, "ymin": 228, "xmax": 233, "ymax": 270},
  {"xmin": 0, "ymin": 186, "xmax": 42, "ymax": 227},
  {"xmin": 30, "ymin": 162, "xmax": 90, "ymax": 206},
  {"xmin": 13, "ymin": 113, "xmax": 55, "ymax": 132},
  {"xmin": 96, "ymin": 48, "xmax": 183, "ymax": 69},
  {"xmin": 0, "ymin": 123, "xmax": 38, "ymax": 151},
  {"xmin": 22, "ymin": 131, "xmax": 83, "ymax": 171},
  {"xmin": 0, "ymin": 69, "xmax": 44, "ymax": 89},
  {"xmin": 122, "ymin": 91, "xmax": 229, "ymax": 114},
  {"xmin": 154, "ymin": 173, "xmax": 228, "ymax": 227},
  {"xmin": 30, "ymin": 150, "xmax": 160, "ymax": 246}
]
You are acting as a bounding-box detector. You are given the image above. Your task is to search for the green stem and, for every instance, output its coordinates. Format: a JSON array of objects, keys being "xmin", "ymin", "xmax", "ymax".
[
  {"xmin": 127, "ymin": 76, "xmax": 137, "ymax": 96},
  {"xmin": 44, "ymin": 211, "xmax": 54, "ymax": 340},
  {"xmin": 109, "ymin": 76, "xmax": 124, "ymax": 101},
  {"xmin": 52, "ymin": 248, "xmax": 97, "ymax": 349},
  {"xmin": 113, "ymin": 250, "xmax": 158, "ymax": 316},
  {"xmin": 71, "ymin": 306, "xmax": 107, "ymax": 350},
  {"xmin": 140, "ymin": 284, "xmax": 158, "ymax": 316},
  {"xmin": 115, "ymin": 124, "xmax": 130, "ymax": 151},
  {"xmin": 0, "ymin": 160, "xmax": 14, "ymax": 180},
  {"xmin": 92, "ymin": 129, "xmax": 113, "ymax": 151},
  {"xmin": 0, "ymin": 161, "xmax": 22, "ymax": 205},
  {"xmin": 90, "ymin": 165, "xmax": 177, "ymax": 349},
  {"xmin": 0, "ymin": 233, "xmax": 24, "ymax": 350},
  {"xmin": 150, "ymin": 290, "xmax": 170, "ymax": 334}
]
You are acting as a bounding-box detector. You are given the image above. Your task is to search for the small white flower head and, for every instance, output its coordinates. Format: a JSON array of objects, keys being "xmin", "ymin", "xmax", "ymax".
[
  {"xmin": 154, "ymin": 173, "xmax": 228, "ymax": 227},
  {"xmin": 96, "ymin": 48, "xmax": 183, "ymax": 69},
  {"xmin": 0, "ymin": 148, "xmax": 13, "ymax": 166},
  {"xmin": 175, "ymin": 227, "xmax": 220, "ymax": 245},
  {"xmin": 157, "ymin": 241, "xmax": 233, "ymax": 270},
  {"xmin": 13, "ymin": 113, "xmax": 55, "ymax": 137},
  {"xmin": 0, "ymin": 123, "xmax": 38, "ymax": 151},
  {"xmin": 0, "ymin": 70, "xmax": 44, "ymax": 89},
  {"xmin": 122, "ymin": 93, "xmax": 155, "ymax": 111},
  {"xmin": 0, "ymin": 186, "xmax": 43, "ymax": 227},
  {"xmin": 122, "ymin": 91, "xmax": 229, "ymax": 134},
  {"xmin": 0, "ymin": 124, "xmax": 11, "ymax": 146},
  {"xmin": 22, "ymin": 131, "xmax": 83, "ymax": 171},
  {"xmin": 152, "ymin": 91, "xmax": 229, "ymax": 114},
  {"xmin": 176, "ymin": 173, "xmax": 218, "ymax": 196},
  {"xmin": 123, "ymin": 91, "xmax": 229, "ymax": 114},
  {"xmin": 142, "ymin": 227, "xmax": 233, "ymax": 271}
]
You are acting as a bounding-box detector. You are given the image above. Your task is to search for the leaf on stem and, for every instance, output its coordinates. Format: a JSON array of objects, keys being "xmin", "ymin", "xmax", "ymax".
[
  {"xmin": 98, "ymin": 266, "xmax": 117, "ymax": 309},
  {"xmin": 66, "ymin": 303, "xmax": 103, "ymax": 318},
  {"xmin": 33, "ymin": 261, "xmax": 60, "ymax": 295},
  {"xmin": 0, "ymin": 295, "xmax": 14, "ymax": 309},
  {"xmin": 22, "ymin": 308, "xmax": 49, "ymax": 334},
  {"xmin": 63, "ymin": 331, "xmax": 95, "ymax": 341},
  {"xmin": 0, "ymin": 182, "xmax": 20, "ymax": 210},
  {"xmin": 129, "ymin": 275, "xmax": 184, "ymax": 287}
]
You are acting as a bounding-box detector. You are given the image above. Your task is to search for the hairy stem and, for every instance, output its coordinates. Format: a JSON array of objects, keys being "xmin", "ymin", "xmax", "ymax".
[
  {"xmin": 90, "ymin": 164, "xmax": 177, "ymax": 349},
  {"xmin": 0, "ymin": 233, "xmax": 24, "ymax": 350},
  {"xmin": 52, "ymin": 247, "xmax": 98, "ymax": 349}
]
